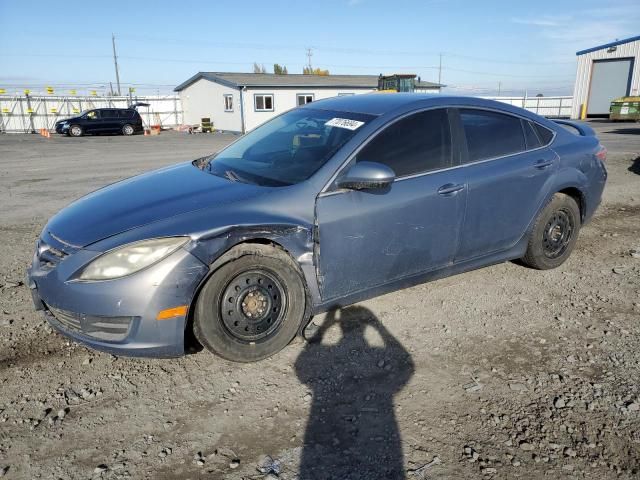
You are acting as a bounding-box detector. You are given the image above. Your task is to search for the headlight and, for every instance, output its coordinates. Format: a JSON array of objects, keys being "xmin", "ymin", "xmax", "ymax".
[{"xmin": 79, "ymin": 237, "xmax": 188, "ymax": 281}]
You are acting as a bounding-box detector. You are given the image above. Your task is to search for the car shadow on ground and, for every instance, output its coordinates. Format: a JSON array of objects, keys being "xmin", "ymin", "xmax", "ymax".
[
  {"xmin": 606, "ymin": 127, "xmax": 640, "ymax": 135},
  {"xmin": 294, "ymin": 306, "xmax": 415, "ymax": 479},
  {"xmin": 629, "ymin": 156, "xmax": 640, "ymax": 175}
]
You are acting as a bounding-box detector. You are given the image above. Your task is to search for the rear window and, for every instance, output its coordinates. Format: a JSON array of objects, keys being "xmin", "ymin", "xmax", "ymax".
[
  {"xmin": 533, "ymin": 123, "xmax": 554, "ymax": 145},
  {"xmin": 118, "ymin": 110, "xmax": 135, "ymax": 118},
  {"xmin": 460, "ymin": 109, "xmax": 526, "ymax": 163}
]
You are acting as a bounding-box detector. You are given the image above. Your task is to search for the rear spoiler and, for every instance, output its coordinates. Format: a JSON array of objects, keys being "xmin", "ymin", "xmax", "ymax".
[{"xmin": 552, "ymin": 119, "xmax": 596, "ymax": 137}]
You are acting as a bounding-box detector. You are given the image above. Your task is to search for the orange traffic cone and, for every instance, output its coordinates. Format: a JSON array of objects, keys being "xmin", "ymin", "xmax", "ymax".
[{"xmin": 45, "ymin": 130, "xmax": 50, "ymax": 138}]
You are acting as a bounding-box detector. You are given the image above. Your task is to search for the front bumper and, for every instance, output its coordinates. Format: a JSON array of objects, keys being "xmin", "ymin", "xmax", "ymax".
[
  {"xmin": 26, "ymin": 232, "xmax": 209, "ymax": 357},
  {"xmin": 55, "ymin": 124, "xmax": 69, "ymax": 134}
]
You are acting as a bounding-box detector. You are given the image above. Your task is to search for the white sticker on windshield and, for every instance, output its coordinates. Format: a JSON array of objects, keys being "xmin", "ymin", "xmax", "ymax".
[{"xmin": 325, "ymin": 117, "xmax": 365, "ymax": 131}]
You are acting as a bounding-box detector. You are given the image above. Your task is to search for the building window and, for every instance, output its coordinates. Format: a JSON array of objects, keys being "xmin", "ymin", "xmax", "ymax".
[
  {"xmin": 224, "ymin": 94, "xmax": 233, "ymax": 112},
  {"xmin": 254, "ymin": 94, "xmax": 274, "ymax": 112},
  {"xmin": 297, "ymin": 94, "xmax": 314, "ymax": 106}
]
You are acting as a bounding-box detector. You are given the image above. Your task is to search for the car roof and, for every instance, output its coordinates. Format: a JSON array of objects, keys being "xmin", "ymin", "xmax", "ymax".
[{"xmin": 304, "ymin": 93, "xmax": 535, "ymax": 118}]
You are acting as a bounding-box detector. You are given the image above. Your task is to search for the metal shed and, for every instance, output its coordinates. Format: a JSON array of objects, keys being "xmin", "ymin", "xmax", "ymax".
[{"xmin": 571, "ymin": 35, "xmax": 640, "ymax": 118}]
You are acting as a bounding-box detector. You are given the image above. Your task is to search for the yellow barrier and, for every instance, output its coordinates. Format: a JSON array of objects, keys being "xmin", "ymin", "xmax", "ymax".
[{"xmin": 580, "ymin": 104, "xmax": 587, "ymax": 120}]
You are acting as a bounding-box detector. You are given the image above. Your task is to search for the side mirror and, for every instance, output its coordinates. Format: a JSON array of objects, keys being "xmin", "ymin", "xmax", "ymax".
[{"xmin": 336, "ymin": 161, "xmax": 395, "ymax": 191}]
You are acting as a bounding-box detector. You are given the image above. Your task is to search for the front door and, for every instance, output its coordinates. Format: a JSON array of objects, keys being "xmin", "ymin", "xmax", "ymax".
[
  {"xmin": 82, "ymin": 109, "xmax": 102, "ymax": 134},
  {"xmin": 454, "ymin": 108, "xmax": 557, "ymax": 261},
  {"xmin": 315, "ymin": 108, "xmax": 467, "ymax": 301}
]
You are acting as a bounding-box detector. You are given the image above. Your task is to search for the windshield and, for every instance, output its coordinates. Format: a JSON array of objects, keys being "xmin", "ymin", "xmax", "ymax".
[{"xmin": 204, "ymin": 108, "xmax": 375, "ymax": 186}]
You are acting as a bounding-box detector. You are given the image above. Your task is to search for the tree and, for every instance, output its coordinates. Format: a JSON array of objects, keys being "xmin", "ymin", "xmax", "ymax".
[
  {"xmin": 253, "ymin": 62, "xmax": 266, "ymax": 74},
  {"xmin": 303, "ymin": 67, "xmax": 329, "ymax": 75},
  {"xmin": 274, "ymin": 63, "xmax": 289, "ymax": 75}
]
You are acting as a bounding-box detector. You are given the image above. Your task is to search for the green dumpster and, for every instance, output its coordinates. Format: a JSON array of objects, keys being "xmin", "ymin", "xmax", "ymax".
[{"xmin": 609, "ymin": 96, "xmax": 640, "ymax": 121}]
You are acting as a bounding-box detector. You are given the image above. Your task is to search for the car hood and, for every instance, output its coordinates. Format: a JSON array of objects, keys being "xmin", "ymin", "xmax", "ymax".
[
  {"xmin": 55, "ymin": 116, "xmax": 81, "ymax": 124},
  {"xmin": 44, "ymin": 162, "xmax": 271, "ymax": 248}
]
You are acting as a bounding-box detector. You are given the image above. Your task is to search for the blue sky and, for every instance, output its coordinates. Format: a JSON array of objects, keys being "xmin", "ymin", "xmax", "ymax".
[{"xmin": 1, "ymin": 0, "xmax": 638, "ymax": 96}]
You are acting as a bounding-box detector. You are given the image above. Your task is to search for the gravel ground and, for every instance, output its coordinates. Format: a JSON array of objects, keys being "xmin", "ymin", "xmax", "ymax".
[{"xmin": 0, "ymin": 122, "xmax": 639, "ymax": 480}]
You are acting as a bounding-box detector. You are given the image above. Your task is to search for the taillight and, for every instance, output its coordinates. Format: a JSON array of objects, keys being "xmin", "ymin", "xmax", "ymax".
[{"xmin": 595, "ymin": 145, "xmax": 607, "ymax": 162}]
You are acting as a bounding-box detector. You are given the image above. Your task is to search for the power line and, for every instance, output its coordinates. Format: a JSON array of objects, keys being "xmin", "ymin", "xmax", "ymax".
[{"xmin": 0, "ymin": 52, "xmax": 575, "ymax": 81}]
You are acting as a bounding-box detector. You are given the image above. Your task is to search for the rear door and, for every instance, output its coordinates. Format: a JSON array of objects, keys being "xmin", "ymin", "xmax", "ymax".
[
  {"xmin": 101, "ymin": 109, "xmax": 122, "ymax": 133},
  {"xmin": 315, "ymin": 108, "xmax": 467, "ymax": 300},
  {"xmin": 454, "ymin": 108, "xmax": 557, "ymax": 261}
]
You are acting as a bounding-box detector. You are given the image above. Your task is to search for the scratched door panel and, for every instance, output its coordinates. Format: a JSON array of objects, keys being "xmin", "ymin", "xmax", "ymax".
[{"xmin": 315, "ymin": 169, "xmax": 467, "ymax": 301}]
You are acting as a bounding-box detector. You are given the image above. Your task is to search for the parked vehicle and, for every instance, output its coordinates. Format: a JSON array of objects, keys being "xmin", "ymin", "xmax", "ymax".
[
  {"xmin": 28, "ymin": 94, "xmax": 607, "ymax": 362},
  {"xmin": 54, "ymin": 108, "xmax": 143, "ymax": 136}
]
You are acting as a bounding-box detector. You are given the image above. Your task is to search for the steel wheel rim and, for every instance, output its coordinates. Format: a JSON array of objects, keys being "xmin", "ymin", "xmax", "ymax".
[
  {"xmin": 220, "ymin": 269, "xmax": 286, "ymax": 342},
  {"xmin": 542, "ymin": 209, "xmax": 573, "ymax": 259},
  {"xmin": 124, "ymin": 125, "xmax": 133, "ymax": 135},
  {"xmin": 71, "ymin": 126, "xmax": 81, "ymax": 136}
]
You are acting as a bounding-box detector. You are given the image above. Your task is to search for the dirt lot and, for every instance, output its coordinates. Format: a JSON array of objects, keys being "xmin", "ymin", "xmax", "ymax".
[{"xmin": 0, "ymin": 122, "xmax": 639, "ymax": 480}]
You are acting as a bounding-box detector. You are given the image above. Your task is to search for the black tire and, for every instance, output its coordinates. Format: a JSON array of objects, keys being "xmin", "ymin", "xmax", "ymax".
[
  {"xmin": 122, "ymin": 124, "xmax": 135, "ymax": 136},
  {"xmin": 194, "ymin": 244, "xmax": 308, "ymax": 362},
  {"xmin": 69, "ymin": 125, "xmax": 83, "ymax": 137},
  {"xmin": 522, "ymin": 193, "xmax": 581, "ymax": 270}
]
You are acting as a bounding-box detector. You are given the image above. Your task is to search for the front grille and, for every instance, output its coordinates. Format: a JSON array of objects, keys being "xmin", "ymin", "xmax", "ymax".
[{"xmin": 47, "ymin": 306, "xmax": 134, "ymax": 342}]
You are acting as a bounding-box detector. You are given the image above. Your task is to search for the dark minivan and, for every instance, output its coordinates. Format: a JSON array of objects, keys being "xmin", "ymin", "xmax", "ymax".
[{"xmin": 55, "ymin": 108, "xmax": 144, "ymax": 137}]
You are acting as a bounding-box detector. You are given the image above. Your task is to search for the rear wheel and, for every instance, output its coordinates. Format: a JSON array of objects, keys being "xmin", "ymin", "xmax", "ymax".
[
  {"xmin": 194, "ymin": 244, "xmax": 307, "ymax": 362},
  {"xmin": 69, "ymin": 125, "xmax": 83, "ymax": 137},
  {"xmin": 122, "ymin": 124, "xmax": 135, "ymax": 136},
  {"xmin": 521, "ymin": 193, "xmax": 581, "ymax": 270}
]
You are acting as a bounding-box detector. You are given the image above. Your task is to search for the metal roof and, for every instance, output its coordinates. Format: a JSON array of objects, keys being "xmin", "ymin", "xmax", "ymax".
[
  {"xmin": 301, "ymin": 93, "xmax": 553, "ymax": 119},
  {"xmin": 576, "ymin": 34, "xmax": 640, "ymax": 56},
  {"xmin": 174, "ymin": 72, "xmax": 442, "ymax": 91}
]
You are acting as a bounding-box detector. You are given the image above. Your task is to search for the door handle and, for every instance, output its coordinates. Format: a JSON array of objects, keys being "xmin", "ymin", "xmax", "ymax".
[
  {"xmin": 437, "ymin": 183, "xmax": 465, "ymax": 195},
  {"xmin": 534, "ymin": 159, "xmax": 554, "ymax": 169}
]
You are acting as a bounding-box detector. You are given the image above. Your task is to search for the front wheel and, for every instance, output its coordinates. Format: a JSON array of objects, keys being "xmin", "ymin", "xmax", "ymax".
[
  {"xmin": 122, "ymin": 124, "xmax": 135, "ymax": 136},
  {"xmin": 521, "ymin": 193, "xmax": 581, "ymax": 270},
  {"xmin": 69, "ymin": 125, "xmax": 83, "ymax": 137},
  {"xmin": 194, "ymin": 244, "xmax": 308, "ymax": 362}
]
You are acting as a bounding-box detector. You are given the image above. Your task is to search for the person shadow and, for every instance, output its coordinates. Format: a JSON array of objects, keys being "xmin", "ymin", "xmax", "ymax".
[{"xmin": 294, "ymin": 306, "xmax": 415, "ymax": 480}]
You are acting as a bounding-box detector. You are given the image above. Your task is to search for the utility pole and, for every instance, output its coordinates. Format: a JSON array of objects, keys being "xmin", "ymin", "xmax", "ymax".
[
  {"xmin": 497, "ymin": 81, "xmax": 502, "ymax": 96},
  {"xmin": 112, "ymin": 34, "xmax": 121, "ymax": 96},
  {"xmin": 305, "ymin": 47, "xmax": 313, "ymax": 71},
  {"xmin": 438, "ymin": 53, "xmax": 442, "ymax": 86}
]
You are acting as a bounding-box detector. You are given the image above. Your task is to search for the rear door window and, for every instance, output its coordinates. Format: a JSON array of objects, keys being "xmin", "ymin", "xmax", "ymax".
[
  {"xmin": 523, "ymin": 120, "xmax": 542, "ymax": 149},
  {"xmin": 460, "ymin": 109, "xmax": 526, "ymax": 163},
  {"xmin": 101, "ymin": 109, "xmax": 118, "ymax": 119},
  {"xmin": 533, "ymin": 123, "xmax": 554, "ymax": 145},
  {"xmin": 356, "ymin": 109, "xmax": 452, "ymax": 177}
]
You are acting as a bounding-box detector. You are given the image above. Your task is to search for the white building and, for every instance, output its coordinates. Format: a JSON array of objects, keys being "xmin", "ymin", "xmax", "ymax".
[
  {"xmin": 175, "ymin": 72, "xmax": 442, "ymax": 132},
  {"xmin": 571, "ymin": 35, "xmax": 640, "ymax": 119}
]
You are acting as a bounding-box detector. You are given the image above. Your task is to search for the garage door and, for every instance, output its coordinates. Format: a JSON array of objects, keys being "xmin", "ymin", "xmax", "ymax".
[{"xmin": 587, "ymin": 59, "xmax": 633, "ymax": 115}]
